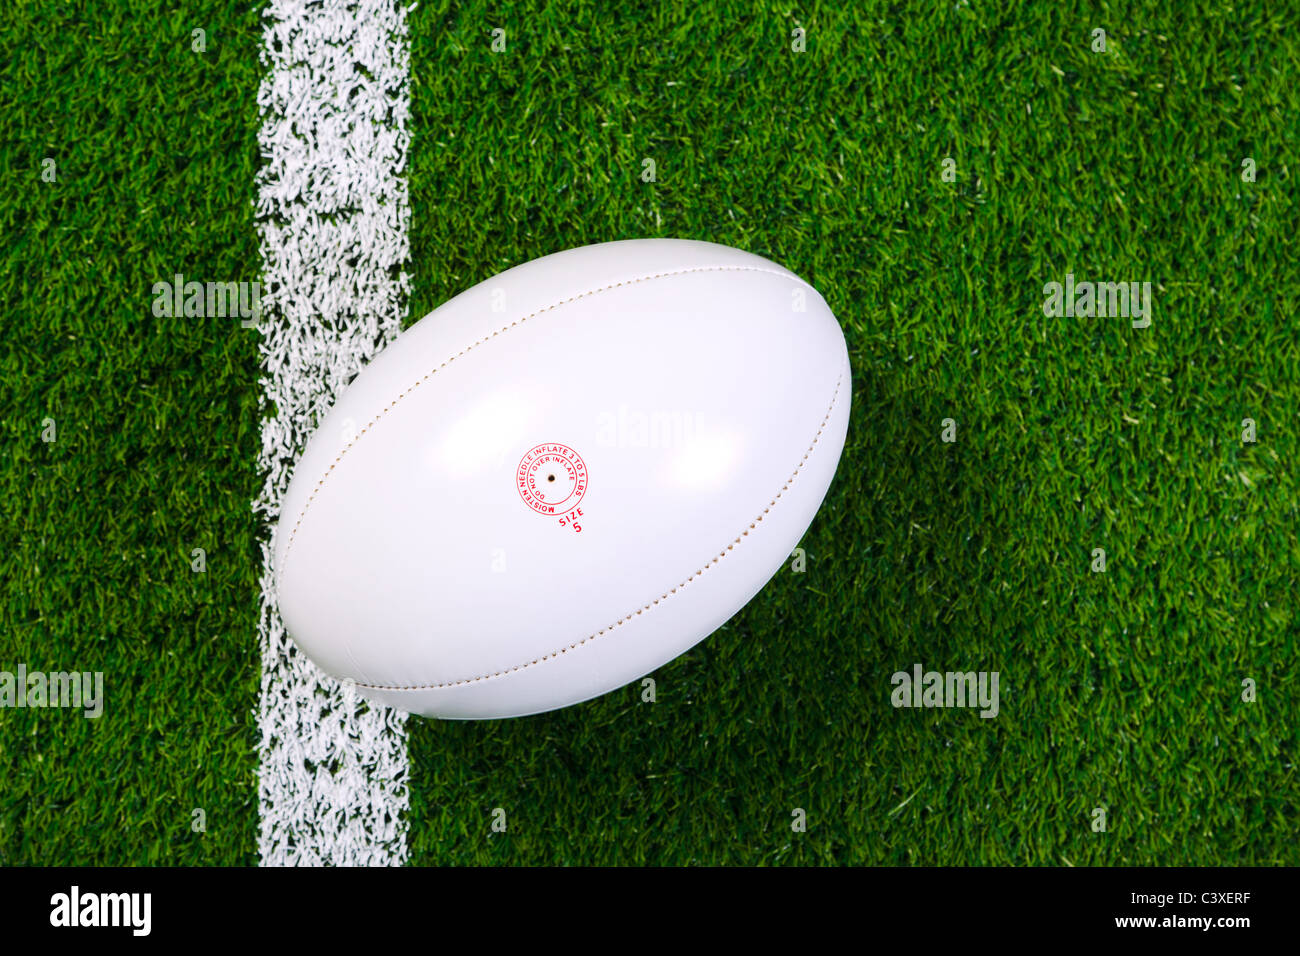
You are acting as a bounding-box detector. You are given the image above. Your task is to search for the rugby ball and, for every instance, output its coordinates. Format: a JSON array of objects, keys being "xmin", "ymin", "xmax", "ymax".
[{"xmin": 275, "ymin": 239, "xmax": 850, "ymax": 719}]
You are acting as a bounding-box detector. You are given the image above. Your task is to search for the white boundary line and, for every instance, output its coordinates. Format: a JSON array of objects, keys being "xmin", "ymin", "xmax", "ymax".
[{"xmin": 254, "ymin": 0, "xmax": 412, "ymax": 866}]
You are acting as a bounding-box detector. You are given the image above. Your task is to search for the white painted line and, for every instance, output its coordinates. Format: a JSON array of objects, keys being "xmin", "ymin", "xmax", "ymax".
[{"xmin": 254, "ymin": 0, "xmax": 413, "ymax": 866}]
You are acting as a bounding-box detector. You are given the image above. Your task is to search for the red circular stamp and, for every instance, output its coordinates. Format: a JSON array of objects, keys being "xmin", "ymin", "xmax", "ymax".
[{"xmin": 517, "ymin": 443, "xmax": 587, "ymax": 515}]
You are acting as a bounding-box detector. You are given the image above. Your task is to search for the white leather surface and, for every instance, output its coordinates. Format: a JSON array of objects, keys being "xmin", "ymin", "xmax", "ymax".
[{"xmin": 275, "ymin": 239, "xmax": 850, "ymax": 718}]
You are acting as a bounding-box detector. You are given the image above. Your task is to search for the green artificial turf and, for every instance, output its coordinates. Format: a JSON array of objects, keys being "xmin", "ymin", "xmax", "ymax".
[
  {"xmin": 2, "ymin": 0, "xmax": 1297, "ymax": 865},
  {"xmin": 402, "ymin": 0, "xmax": 1299, "ymax": 865},
  {"xmin": 0, "ymin": 2, "xmax": 265, "ymax": 864}
]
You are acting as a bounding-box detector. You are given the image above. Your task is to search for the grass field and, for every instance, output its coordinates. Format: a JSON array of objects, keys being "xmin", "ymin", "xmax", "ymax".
[{"xmin": 1, "ymin": 0, "xmax": 1296, "ymax": 865}]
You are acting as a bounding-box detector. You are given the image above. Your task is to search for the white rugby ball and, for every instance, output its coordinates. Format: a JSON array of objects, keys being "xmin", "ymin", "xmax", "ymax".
[{"xmin": 275, "ymin": 239, "xmax": 850, "ymax": 719}]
